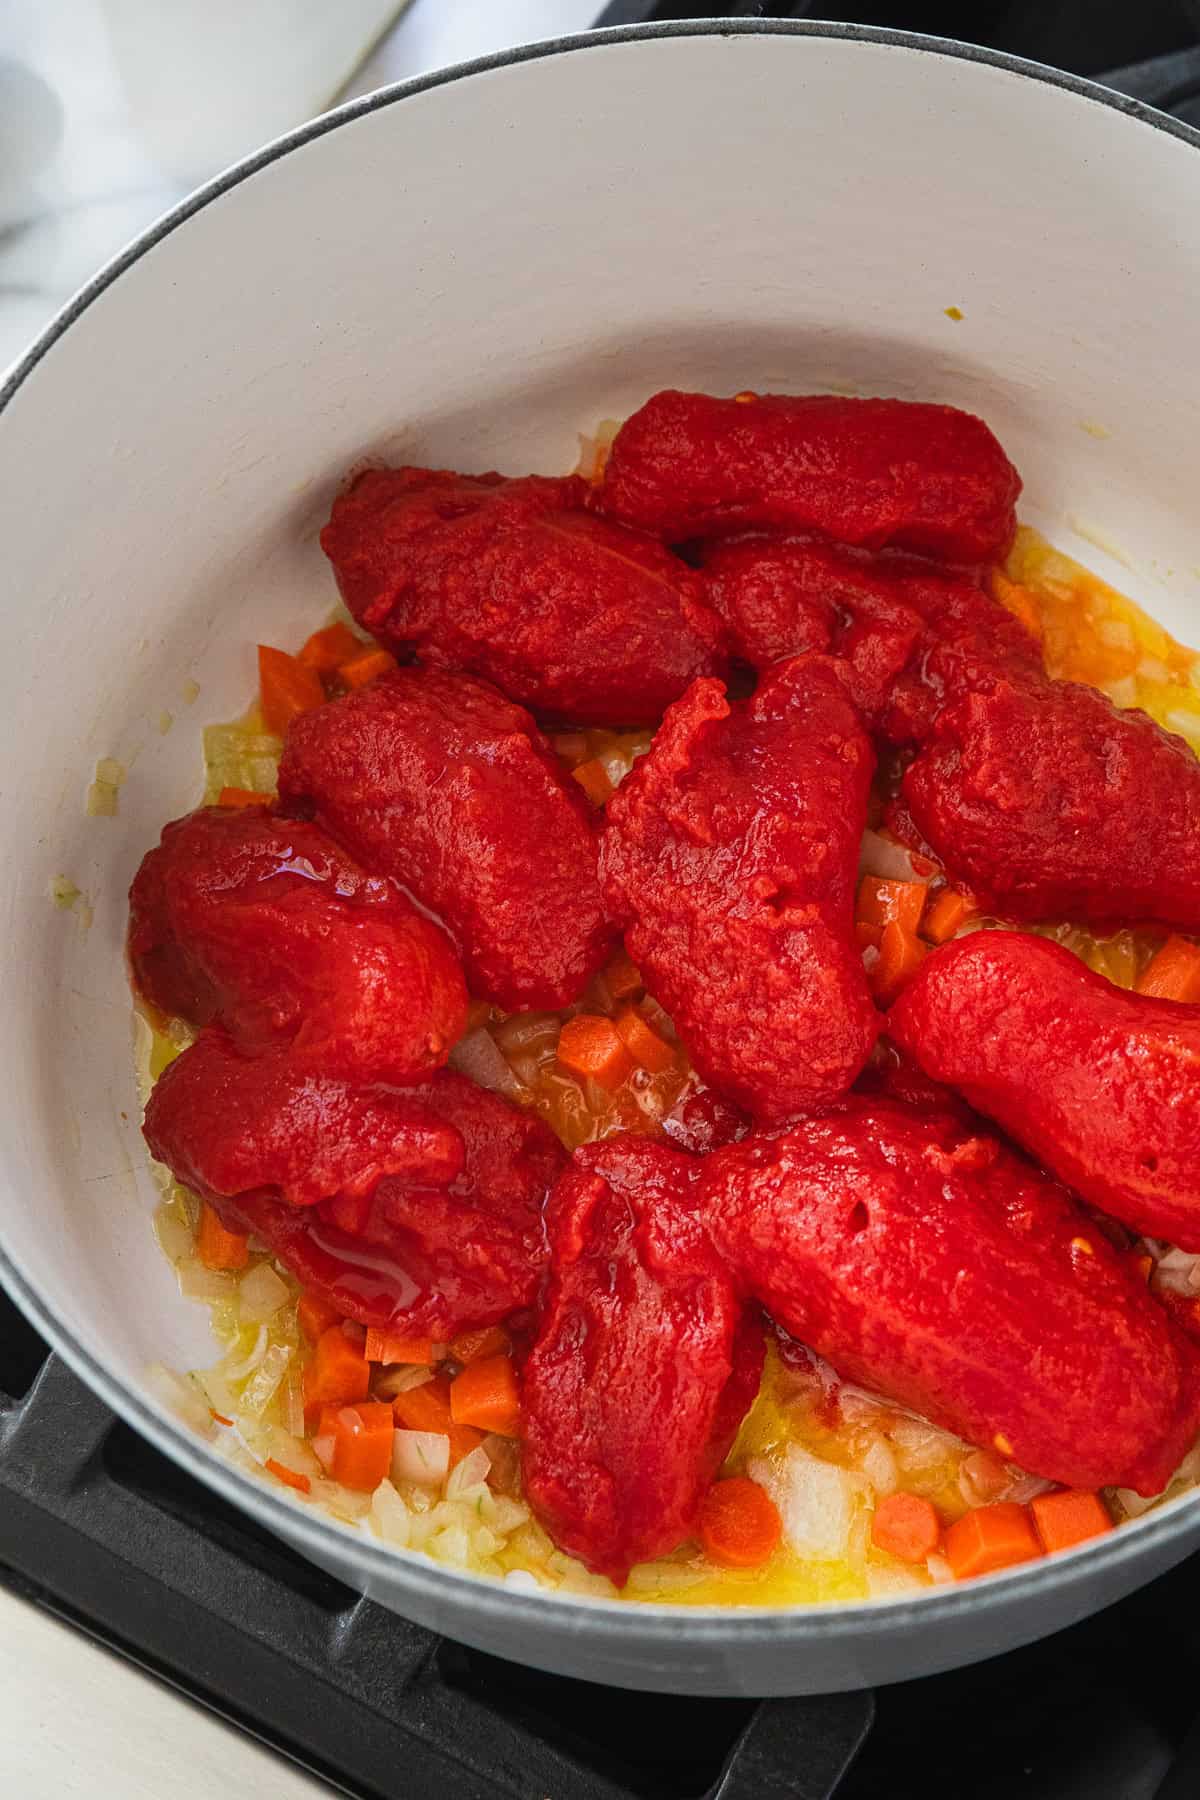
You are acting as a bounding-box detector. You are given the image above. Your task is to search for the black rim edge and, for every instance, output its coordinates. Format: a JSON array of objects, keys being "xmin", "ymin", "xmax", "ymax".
[{"xmin": 2, "ymin": 16, "xmax": 1199, "ymax": 1649}]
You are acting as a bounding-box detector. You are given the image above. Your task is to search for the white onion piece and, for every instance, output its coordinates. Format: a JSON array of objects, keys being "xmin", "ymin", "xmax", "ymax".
[
  {"xmin": 176, "ymin": 1260, "xmax": 236, "ymax": 1302},
  {"xmin": 429, "ymin": 1524, "xmax": 471, "ymax": 1566},
  {"xmin": 504, "ymin": 1569, "xmax": 541, "ymax": 1593},
  {"xmin": 374, "ymin": 1364, "xmax": 436, "ymax": 1398},
  {"xmin": 239, "ymin": 1342, "xmax": 292, "ymax": 1417},
  {"xmin": 238, "ymin": 1262, "xmax": 290, "ymax": 1323},
  {"xmin": 1153, "ymin": 1247, "xmax": 1200, "ymax": 1293},
  {"xmin": 219, "ymin": 1325, "xmax": 269, "ymax": 1383},
  {"xmin": 926, "ymin": 1552, "xmax": 954, "ymax": 1585},
  {"xmin": 370, "ymin": 1479, "xmax": 412, "ymax": 1547},
  {"xmin": 282, "ymin": 1373, "xmax": 305, "ymax": 1438},
  {"xmin": 144, "ymin": 1363, "xmax": 213, "ymax": 1434},
  {"xmin": 446, "ymin": 1445, "xmax": 492, "ymax": 1499},
  {"xmin": 866, "ymin": 1563, "xmax": 927, "ymax": 1598},
  {"xmin": 750, "ymin": 1448, "xmax": 865, "ymax": 1561},
  {"xmin": 889, "ymin": 1417, "xmax": 960, "ymax": 1469},
  {"xmin": 392, "ymin": 1429, "xmax": 450, "ymax": 1487},
  {"xmin": 626, "ymin": 1562, "xmax": 707, "ymax": 1593},
  {"xmin": 1005, "ymin": 1474, "xmax": 1054, "ymax": 1506},
  {"xmin": 154, "ymin": 1203, "xmax": 195, "ymax": 1265},
  {"xmin": 479, "ymin": 1491, "xmax": 530, "ymax": 1534},
  {"xmin": 859, "ymin": 829, "xmax": 930, "ymax": 884},
  {"xmin": 448, "ymin": 1027, "xmax": 528, "ymax": 1099},
  {"xmin": 859, "ymin": 1438, "xmax": 900, "ymax": 1497}
]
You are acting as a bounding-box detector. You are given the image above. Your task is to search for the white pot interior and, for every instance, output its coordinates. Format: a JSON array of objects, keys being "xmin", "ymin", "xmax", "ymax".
[{"xmin": 1, "ymin": 23, "xmax": 1198, "ymax": 1591}]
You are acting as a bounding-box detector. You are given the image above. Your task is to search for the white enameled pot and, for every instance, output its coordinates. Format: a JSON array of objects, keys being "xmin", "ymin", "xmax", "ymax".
[{"xmin": 1, "ymin": 21, "xmax": 1199, "ymax": 1697}]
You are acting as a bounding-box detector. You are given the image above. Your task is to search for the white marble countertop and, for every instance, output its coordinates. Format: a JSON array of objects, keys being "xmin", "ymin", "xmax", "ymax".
[
  {"xmin": 0, "ymin": 0, "xmax": 601, "ymax": 377},
  {"xmin": 0, "ymin": 7, "xmax": 600, "ymax": 1790}
]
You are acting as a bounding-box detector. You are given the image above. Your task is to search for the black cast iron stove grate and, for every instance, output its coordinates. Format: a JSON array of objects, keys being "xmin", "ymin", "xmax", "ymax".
[{"xmin": 6, "ymin": 6, "xmax": 1200, "ymax": 1795}]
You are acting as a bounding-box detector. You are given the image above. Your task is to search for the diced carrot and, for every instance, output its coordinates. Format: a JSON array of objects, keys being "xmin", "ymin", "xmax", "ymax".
[
  {"xmin": 364, "ymin": 1328, "xmax": 436, "ymax": 1365},
  {"xmin": 258, "ymin": 644, "xmax": 326, "ymax": 736},
  {"xmin": 265, "ymin": 1457, "xmax": 312, "ymax": 1495},
  {"xmin": 450, "ymin": 1354, "xmax": 521, "ymax": 1437},
  {"xmin": 943, "ymin": 1502, "xmax": 1042, "ymax": 1580},
  {"xmin": 196, "ymin": 1201, "xmax": 249, "ymax": 1271},
  {"xmin": 871, "ymin": 1492, "xmax": 941, "ymax": 1564},
  {"xmin": 210, "ymin": 1410, "xmax": 233, "ymax": 1427},
  {"xmin": 449, "ymin": 1325, "xmax": 511, "ymax": 1366},
  {"xmin": 298, "ymin": 621, "xmax": 362, "ymax": 672},
  {"xmin": 329, "ymin": 1401, "xmax": 394, "ymax": 1491},
  {"xmin": 338, "ymin": 647, "xmax": 397, "ymax": 690},
  {"xmin": 614, "ymin": 1004, "xmax": 676, "ymax": 1074},
  {"xmin": 1136, "ymin": 935, "xmax": 1200, "ymax": 1003},
  {"xmin": 870, "ymin": 921, "xmax": 929, "ymax": 1007},
  {"xmin": 556, "ymin": 1014, "xmax": 634, "ymax": 1091},
  {"xmin": 571, "ymin": 758, "xmax": 615, "ymax": 806},
  {"xmin": 1134, "ymin": 1253, "xmax": 1154, "ymax": 1283},
  {"xmin": 1030, "ymin": 1488, "xmax": 1113, "ymax": 1554},
  {"xmin": 604, "ymin": 950, "xmax": 643, "ymax": 1000},
  {"xmin": 392, "ymin": 1373, "xmax": 483, "ymax": 1464},
  {"xmin": 855, "ymin": 920, "xmax": 883, "ymax": 952},
  {"xmin": 297, "ymin": 1292, "xmax": 343, "ymax": 1343},
  {"xmin": 922, "ymin": 888, "xmax": 977, "ymax": 945},
  {"xmin": 857, "ymin": 876, "xmax": 928, "ymax": 935},
  {"xmin": 302, "ymin": 1324, "xmax": 370, "ymax": 1418},
  {"xmin": 217, "ymin": 786, "xmax": 269, "ymax": 809},
  {"xmin": 697, "ymin": 1477, "xmax": 782, "ymax": 1569}
]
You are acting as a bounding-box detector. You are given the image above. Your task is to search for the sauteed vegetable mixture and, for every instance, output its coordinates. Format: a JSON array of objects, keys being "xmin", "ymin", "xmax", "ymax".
[{"xmin": 130, "ymin": 391, "xmax": 1200, "ymax": 1604}]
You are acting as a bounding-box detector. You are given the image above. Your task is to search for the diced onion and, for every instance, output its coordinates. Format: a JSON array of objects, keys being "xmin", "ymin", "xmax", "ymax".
[
  {"xmin": 504, "ymin": 1569, "xmax": 541, "ymax": 1593},
  {"xmin": 889, "ymin": 1417, "xmax": 960, "ymax": 1470},
  {"xmin": 429, "ymin": 1524, "xmax": 471, "ymax": 1566},
  {"xmin": 218, "ymin": 1325, "xmax": 269, "ymax": 1383},
  {"xmin": 859, "ymin": 829, "xmax": 929, "ymax": 884},
  {"xmin": 374, "ymin": 1364, "xmax": 436, "ymax": 1398},
  {"xmin": 281, "ymin": 1372, "xmax": 305, "ymax": 1438},
  {"xmin": 859, "ymin": 1438, "xmax": 900, "ymax": 1497},
  {"xmin": 446, "ymin": 1445, "xmax": 492, "ymax": 1498},
  {"xmin": 144, "ymin": 1363, "xmax": 214, "ymax": 1435},
  {"xmin": 926, "ymin": 1552, "xmax": 954, "ymax": 1585},
  {"xmin": 866, "ymin": 1563, "xmax": 927, "ymax": 1598},
  {"xmin": 238, "ymin": 1262, "xmax": 290, "ymax": 1323},
  {"xmin": 448, "ymin": 1027, "xmax": 528, "ymax": 1099},
  {"xmin": 370, "ymin": 1479, "xmax": 412, "ymax": 1547},
  {"xmin": 176, "ymin": 1260, "xmax": 236, "ymax": 1303},
  {"xmin": 626, "ymin": 1562, "xmax": 708, "ymax": 1593},
  {"xmin": 238, "ymin": 1341, "xmax": 293, "ymax": 1418},
  {"xmin": 750, "ymin": 1447, "xmax": 865, "ymax": 1561},
  {"xmin": 392, "ymin": 1429, "xmax": 450, "ymax": 1487},
  {"xmin": 1153, "ymin": 1247, "xmax": 1200, "ymax": 1294},
  {"xmin": 1006, "ymin": 1474, "xmax": 1054, "ymax": 1506},
  {"xmin": 479, "ymin": 1491, "xmax": 530, "ymax": 1535},
  {"xmin": 154, "ymin": 1203, "xmax": 195, "ymax": 1265}
]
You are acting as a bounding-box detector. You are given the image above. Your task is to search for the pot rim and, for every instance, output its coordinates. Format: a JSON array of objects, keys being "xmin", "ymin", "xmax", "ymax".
[{"xmin": 2, "ymin": 16, "xmax": 1198, "ymax": 1645}]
